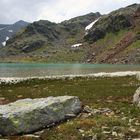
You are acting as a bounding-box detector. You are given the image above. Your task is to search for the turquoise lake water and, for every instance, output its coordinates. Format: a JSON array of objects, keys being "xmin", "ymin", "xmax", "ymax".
[{"xmin": 0, "ymin": 63, "xmax": 140, "ymax": 77}]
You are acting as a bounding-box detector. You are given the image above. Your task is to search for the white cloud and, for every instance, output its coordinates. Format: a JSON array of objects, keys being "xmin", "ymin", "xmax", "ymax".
[
  {"xmin": 38, "ymin": 0, "xmax": 95, "ymax": 22},
  {"xmin": 37, "ymin": 0, "xmax": 140, "ymax": 23},
  {"xmin": 0, "ymin": 0, "xmax": 139, "ymax": 24}
]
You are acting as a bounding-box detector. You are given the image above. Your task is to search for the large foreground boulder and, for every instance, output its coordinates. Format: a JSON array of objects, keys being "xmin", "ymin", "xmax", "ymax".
[
  {"xmin": 133, "ymin": 87, "xmax": 140, "ymax": 108},
  {"xmin": 0, "ymin": 96, "xmax": 82, "ymax": 136}
]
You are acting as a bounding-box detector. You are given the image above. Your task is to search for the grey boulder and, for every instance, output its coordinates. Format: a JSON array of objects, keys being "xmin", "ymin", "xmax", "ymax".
[
  {"xmin": 133, "ymin": 87, "xmax": 140, "ymax": 108},
  {"xmin": 0, "ymin": 96, "xmax": 82, "ymax": 136},
  {"xmin": 137, "ymin": 73, "xmax": 140, "ymax": 81}
]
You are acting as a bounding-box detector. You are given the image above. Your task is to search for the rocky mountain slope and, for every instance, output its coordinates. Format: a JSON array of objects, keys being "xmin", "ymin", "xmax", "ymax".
[
  {"xmin": 2, "ymin": 12, "xmax": 100, "ymax": 51},
  {"xmin": 84, "ymin": 4, "xmax": 140, "ymax": 64},
  {"xmin": 0, "ymin": 4, "xmax": 139, "ymax": 64},
  {"xmin": 0, "ymin": 20, "xmax": 29, "ymax": 47}
]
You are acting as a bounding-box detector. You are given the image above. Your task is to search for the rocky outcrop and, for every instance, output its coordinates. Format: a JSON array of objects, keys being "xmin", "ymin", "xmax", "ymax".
[
  {"xmin": 0, "ymin": 20, "xmax": 29, "ymax": 47},
  {"xmin": 99, "ymin": 32, "xmax": 136, "ymax": 63},
  {"xmin": 84, "ymin": 4, "xmax": 140, "ymax": 43},
  {"xmin": 1, "ymin": 12, "xmax": 100, "ymax": 55},
  {"xmin": 133, "ymin": 87, "xmax": 140, "ymax": 108},
  {"xmin": 0, "ymin": 96, "xmax": 82, "ymax": 136}
]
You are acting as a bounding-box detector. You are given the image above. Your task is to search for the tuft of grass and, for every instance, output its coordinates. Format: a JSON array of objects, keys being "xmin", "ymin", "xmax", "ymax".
[{"xmin": 127, "ymin": 40, "xmax": 140, "ymax": 49}]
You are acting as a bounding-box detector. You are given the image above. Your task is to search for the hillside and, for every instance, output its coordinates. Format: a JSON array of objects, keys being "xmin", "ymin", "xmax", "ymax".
[
  {"xmin": 84, "ymin": 4, "xmax": 140, "ymax": 64},
  {"xmin": 0, "ymin": 12, "xmax": 100, "ymax": 62},
  {"xmin": 0, "ymin": 4, "xmax": 139, "ymax": 64},
  {"xmin": 0, "ymin": 20, "xmax": 29, "ymax": 47}
]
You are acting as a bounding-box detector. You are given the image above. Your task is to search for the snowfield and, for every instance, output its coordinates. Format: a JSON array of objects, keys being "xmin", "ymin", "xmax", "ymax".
[
  {"xmin": 8, "ymin": 30, "xmax": 13, "ymax": 33},
  {"xmin": 2, "ymin": 41, "xmax": 6, "ymax": 46},
  {"xmin": 85, "ymin": 18, "xmax": 100, "ymax": 30},
  {"xmin": 6, "ymin": 36, "xmax": 9, "ymax": 41},
  {"xmin": 71, "ymin": 43, "xmax": 82, "ymax": 48},
  {"xmin": 1, "ymin": 36, "xmax": 9, "ymax": 46}
]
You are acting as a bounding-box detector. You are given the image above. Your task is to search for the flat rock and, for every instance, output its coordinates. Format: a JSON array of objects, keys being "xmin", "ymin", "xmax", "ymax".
[
  {"xmin": 133, "ymin": 87, "xmax": 140, "ymax": 108},
  {"xmin": 0, "ymin": 96, "xmax": 82, "ymax": 136}
]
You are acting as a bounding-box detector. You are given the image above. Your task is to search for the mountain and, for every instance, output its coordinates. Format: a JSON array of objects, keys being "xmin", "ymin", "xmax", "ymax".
[
  {"xmin": 0, "ymin": 12, "xmax": 100, "ymax": 62},
  {"xmin": 0, "ymin": 20, "xmax": 29, "ymax": 47},
  {"xmin": 84, "ymin": 4, "xmax": 140, "ymax": 64},
  {"xmin": 0, "ymin": 4, "xmax": 140, "ymax": 64}
]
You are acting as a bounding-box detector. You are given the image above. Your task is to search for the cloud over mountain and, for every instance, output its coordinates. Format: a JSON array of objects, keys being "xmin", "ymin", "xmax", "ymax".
[{"xmin": 0, "ymin": 0, "xmax": 139, "ymax": 24}]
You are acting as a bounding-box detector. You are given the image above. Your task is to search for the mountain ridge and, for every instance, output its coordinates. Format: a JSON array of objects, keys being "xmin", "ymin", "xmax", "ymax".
[
  {"xmin": 0, "ymin": 12, "xmax": 100, "ymax": 55},
  {"xmin": 0, "ymin": 20, "xmax": 29, "ymax": 47},
  {"xmin": 0, "ymin": 4, "xmax": 140, "ymax": 64}
]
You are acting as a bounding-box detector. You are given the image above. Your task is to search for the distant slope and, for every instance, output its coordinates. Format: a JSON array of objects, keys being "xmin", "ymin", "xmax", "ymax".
[
  {"xmin": 0, "ymin": 24, "xmax": 10, "ymax": 28},
  {"xmin": 0, "ymin": 20, "xmax": 29, "ymax": 47},
  {"xmin": 0, "ymin": 4, "xmax": 140, "ymax": 64},
  {"xmin": 0, "ymin": 12, "xmax": 100, "ymax": 59}
]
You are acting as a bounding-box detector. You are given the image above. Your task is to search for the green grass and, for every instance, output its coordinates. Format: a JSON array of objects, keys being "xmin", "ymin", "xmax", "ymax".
[
  {"xmin": 127, "ymin": 40, "xmax": 140, "ymax": 50},
  {"xmin": 10, "ymin": 30, "xmax": 128, "ymax": 63},
  {"xmin": 0, "ymin": 45, "xmax": 90, "ymax": 63},
  {"xmin": 45, "ymin": 48, "xmax": 86, "ymax": 63},
  {"xmin": 3, "ymin": 29, "xmax": 129, "ymax": 64},
  {"xmin": 0, "ymin": 76, "xmax": 140, "ymax": 140},
  {"xmin": 94, "ymin": 30, "xmax": 128, "ymax": 49}
]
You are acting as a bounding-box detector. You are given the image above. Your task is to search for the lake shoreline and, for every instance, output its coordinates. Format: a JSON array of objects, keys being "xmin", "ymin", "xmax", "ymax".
[{"xmin": 0, "ymin": 71, "xmax": 140, "ymax": 84}]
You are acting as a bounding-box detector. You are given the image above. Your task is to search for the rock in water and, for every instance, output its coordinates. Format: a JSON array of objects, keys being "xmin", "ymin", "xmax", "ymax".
[
  {"xmin": 0, "ymin": 96, "xmax": 82, "ymax": 136},
  {"xmin": 133, "ymin": 87, "xmax": 140, "ymax": 108}
]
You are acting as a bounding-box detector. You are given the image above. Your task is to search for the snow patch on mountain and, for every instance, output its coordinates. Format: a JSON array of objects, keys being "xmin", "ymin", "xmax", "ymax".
[
  {"xmin": 8, "ymin": 30, "xmax": 13, "ymax": 33},
  {"xmin": 1, "ymin": 36, "xmax": 9, "ymax": 46},
  {"xmin": 71, "ymin": 43, "xmax": 82, "ymax": 48},
  {"xmin": 2, "ymin": 41, "xmax": 6, "ymax": 46},
  {"xmin": 6, "ymin": 36, "xmax": 9, "ymax": 41},
  {"xmin": 85, "ymin": 18, "xmax": 100, "ymax": 30}
]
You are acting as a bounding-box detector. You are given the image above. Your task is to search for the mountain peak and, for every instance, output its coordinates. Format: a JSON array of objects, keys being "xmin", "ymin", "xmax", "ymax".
[
  {"xmin": 0, "ymin": 20, "xmax": 29, "ymax": 47},
  {"xmin": 14, "ymin": 20, "xmax": 29, "ymax": 26}
]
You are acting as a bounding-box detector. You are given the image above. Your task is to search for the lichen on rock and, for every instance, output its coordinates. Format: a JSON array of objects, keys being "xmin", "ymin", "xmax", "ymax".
[
  {"xmin": 133, "ymin": 87, "xmax": 140, "ymax": 108},
  {"xmin": 0, "ymin": 96, "xmax": 82, "ymax": 136}
]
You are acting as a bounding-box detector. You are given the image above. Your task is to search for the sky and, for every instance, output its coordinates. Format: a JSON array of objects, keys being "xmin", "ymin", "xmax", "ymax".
[{"xmin": 0, "ymin": 0, "xmax": 140, "ymax": 24}]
